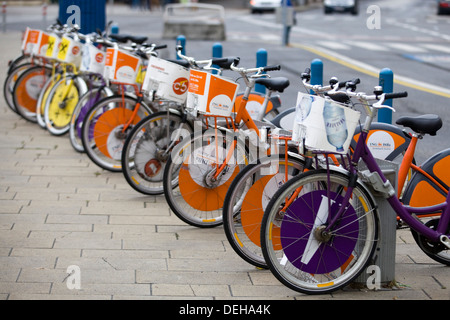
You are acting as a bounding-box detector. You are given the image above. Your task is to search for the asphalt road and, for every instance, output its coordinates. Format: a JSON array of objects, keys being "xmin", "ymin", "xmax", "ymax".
[{"xmin": 2, "ymin": 0, "xmax": 449, "ymax": 163}]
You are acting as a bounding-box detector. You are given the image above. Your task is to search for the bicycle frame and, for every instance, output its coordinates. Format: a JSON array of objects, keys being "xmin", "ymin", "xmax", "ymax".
[{"xmin": 327, "ymin": 110, "xmax": 450, "ymax": 245}]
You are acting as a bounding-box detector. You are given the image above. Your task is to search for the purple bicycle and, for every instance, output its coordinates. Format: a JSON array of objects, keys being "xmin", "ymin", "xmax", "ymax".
[{"xmin": 261, "ymin": 85, "xmax": 449, "ymax": 294}]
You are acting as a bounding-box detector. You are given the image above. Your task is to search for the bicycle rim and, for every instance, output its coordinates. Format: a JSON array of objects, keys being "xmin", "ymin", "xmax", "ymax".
[
  {"xmin": 13, "ymin": 65, "xmax": 52, "ymax": 122},
  {"xmin": 122, "ymin": 111, "xmax": 193, "ymax": 195},
  {"xmin": 261, "ymin": 169, "xmax": 378, "ymax": 294},
  {"xmin": 163, "ymin": 130, "xmax": 249, "ymax": 228},
  {"xmin": 36, "ymin": 73, "xmax": 60, "ymax": 129},
  {"xmin": 223, "ymin": 155, "xmax": 305, "ymax": 268},
  {"xmin": 44, "ymin": 76, "xmax": 82, "ymax": 135},
  {"xmin": 3, "ymin": 62, "xmax": 33, "ymax": 114},
  {"xmin": 69, "ymin": 87, "xmax": 112, "ymax": 153},
  {"xmin": 81, "ymin": 94, "xmax": 152, "ymax": 172}
]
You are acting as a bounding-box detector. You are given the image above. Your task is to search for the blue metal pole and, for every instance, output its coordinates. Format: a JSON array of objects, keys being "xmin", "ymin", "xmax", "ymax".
[
  {"xmin": 255, "ymin": 48, "xmax": 267, "ymax": 94},
  {"xmin": 378, "ymin": 68, "xmax": 393, "ymax": 124},
  {"xmin": 111, "ymin": 23, "xmax": 119, "ymax": 34},
  {"xmin": 176, "ymin": 35, "xmax": 186, "ymax": 60},
  {"xmin": 212, "ymin": 42, "xmax": 222, "ymax": 75},
  {"xmin": 310, "ymin": 59, "xmax": 323, "ymax": 94}
]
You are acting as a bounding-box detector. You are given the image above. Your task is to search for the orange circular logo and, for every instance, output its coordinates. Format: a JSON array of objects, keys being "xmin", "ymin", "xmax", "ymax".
[
  {"xmin": 72, "ymin": 46, "xmax": 80, "ymax": 55},
  {"xmin": 172, "ymin": 78, "xmax": 188, "ymax": 95},
  {"xmin": 95, "ymin": 52, "xmax": 104, "ymax": 63}
]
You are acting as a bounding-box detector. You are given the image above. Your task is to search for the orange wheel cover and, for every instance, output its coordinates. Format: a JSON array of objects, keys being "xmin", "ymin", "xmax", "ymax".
[
  {"xmin": 240, "ymin": 174, "xmax": 282, "ymax": 250},
  {"xmin": 178, "ymin": 154, "xmax": 240, "ymax": 212},
  {"xmin": 93, "ymin": 108, "xmax": 141, "ymax": 159},
  {"xmin": 16, "ymin": 71, "xmax": 48, "ymax": 113}
]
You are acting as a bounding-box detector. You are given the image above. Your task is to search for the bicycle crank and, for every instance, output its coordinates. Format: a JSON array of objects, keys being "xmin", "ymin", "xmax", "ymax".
[{"xmin": 440, "ymin": 235, "xmax": 450, "ymax": 249}]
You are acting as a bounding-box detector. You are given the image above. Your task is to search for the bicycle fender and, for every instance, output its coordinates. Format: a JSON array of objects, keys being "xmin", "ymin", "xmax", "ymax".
[{"xmin": 402, "ymin": 148, "xmax": 450, "ymax": 208}]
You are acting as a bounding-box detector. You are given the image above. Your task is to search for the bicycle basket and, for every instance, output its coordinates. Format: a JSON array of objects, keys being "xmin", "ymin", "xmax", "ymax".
[
  {"xmin": 80, "ymin": 43, "xmax": 106, "ymax": 75},
  {"xmin": 142, "ymin": 56, "xmax": 190, "ymax": 104},
  {"xmin": 186, "ymin": 69, "xmax": 239, "ymax": 118},
  {"xmin": 104, "ymin": 47, "xmax": 142, "ymax": 85},
  {"xmin": 22, "ymin": 28, "xmax": 49, "ymax": 57},
  {"xmin": 292, "ymin": 92, "xmax": 360, "ymax": 154},
  {"xmin": 57, "ymin": 36, "xmax": 83, "ymax": 67}
]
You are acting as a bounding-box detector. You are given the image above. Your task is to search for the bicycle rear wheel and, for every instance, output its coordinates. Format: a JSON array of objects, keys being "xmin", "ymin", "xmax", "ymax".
[
  {"xmin": 222, "ymin": 154, "xmax": 305, "ymax": 268},
  {"xmin": 81, "ymin": 94, "xmax": 153, "ymax": 172},
  {"xmin": 121, "ymin": 110, "xmax": 193, "ymax": 195},
  {"xmin": 163, "ymin": 129, "xmax": 249, "ymax": 228},
  {"xmin": 261, "ymin": 169, "xmax": 379, "ymax": 295}
]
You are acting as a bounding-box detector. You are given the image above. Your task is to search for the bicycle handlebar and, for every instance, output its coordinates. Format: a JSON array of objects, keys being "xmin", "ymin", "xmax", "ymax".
[{"xmin": 384, "ymin": 91, "xmax": 408, "ymax": 100}]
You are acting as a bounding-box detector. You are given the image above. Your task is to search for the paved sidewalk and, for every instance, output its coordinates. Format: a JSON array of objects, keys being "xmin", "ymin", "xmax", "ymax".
[{"xmin": 0, "ymin": 11, "xmax": 449, "ymax": 301}]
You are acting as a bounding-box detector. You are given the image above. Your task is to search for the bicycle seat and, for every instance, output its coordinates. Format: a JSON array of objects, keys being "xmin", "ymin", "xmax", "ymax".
[
  {"xmin": 396, "ymin": 114, "xmax": 442, "ymax": 136},
  {"xmin": 255, "ymin": 77, "xmax": 290, "ymax": 93},
  {"xmin": 110, "ymin": 34, "xmax": 148, "ymax": 44},
  {"xmin": 128, "ymin": 35, "xmax": 148, "ymax": 45}
]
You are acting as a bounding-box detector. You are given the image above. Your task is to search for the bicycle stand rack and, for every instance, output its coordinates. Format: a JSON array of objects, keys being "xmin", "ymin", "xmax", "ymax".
[{"xmin": 355, "ymin": 158, "xmax": 399, "ymax": 289}]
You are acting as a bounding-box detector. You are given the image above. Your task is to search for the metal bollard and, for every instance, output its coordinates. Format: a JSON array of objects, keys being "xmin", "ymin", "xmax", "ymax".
[
  {"xmin": 310, "ymin": 59, "xmax": 323, "ymax": 94},
  {"xmin": 255, "ymin": 48, "xmax": 267, "ymax": 94},
  {"xmin": 355, "ymin": 159, "xmax": 398, "ymax": 289},
  {"xmin": 42, "ymin": 4, "xmax": 47, "ymax": 28},
  {"xmin": 176, "ymin": 35, "xmax": 186, "ymax": 60},
  {"xmin": 211, "ymin": 42, "xmax": 222, "ymax": 75},
  {"xmin": 111, "ymin": 23, "xmax": 119, "ymax": 35},
  {"xmin": 378, "ymin": 68, "xmax": 394, "ymax": 124}
]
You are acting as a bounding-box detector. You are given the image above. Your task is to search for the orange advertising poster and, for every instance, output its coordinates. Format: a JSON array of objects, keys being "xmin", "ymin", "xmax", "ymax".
[
  {"xmin": 206, "ymin": 74, "xmax": 239, "ymax": 115},
  {"xmin": 103, "ymin": 48, "xmax": 141, "ymax": 84},
  {"xmin": 186, "ymin": 70, "xmax": 239, "ymax": 117},
  {"xmin": 188, "ymin": 69, "xmax": 207, "ymax": 96}
]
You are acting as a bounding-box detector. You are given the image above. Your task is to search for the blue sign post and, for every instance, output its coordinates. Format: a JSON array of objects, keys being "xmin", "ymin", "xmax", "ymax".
[
  {"xmin": 255, "ymin": 48, "xmax": 267, "ymax": 94},
  {"xmin": 59, "ymin": 0, "xmax": 106, "ymax": 34},
  {"xmin": 378, "ymin": 68, "xmax": 394, "ymax": 124}
]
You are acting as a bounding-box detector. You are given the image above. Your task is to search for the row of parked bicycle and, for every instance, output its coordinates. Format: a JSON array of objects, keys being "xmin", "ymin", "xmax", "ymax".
[{"xmin": 5, "ymin": 20, "xmax": 450, "ymax": 295}]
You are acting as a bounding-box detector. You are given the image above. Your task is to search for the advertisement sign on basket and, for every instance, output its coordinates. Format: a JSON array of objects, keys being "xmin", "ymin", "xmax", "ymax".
[
  {"xmin": 104, "ymin": 47, "xmax": 142, "ymax": 85},
  {"xmin": 292, "ymin": 92, "xmax": 361, "ymax": 154},
  {"xmin": 142, "ymin": 56, "xmax": 190, "ymax": 104},
  {"xmin": 186, "ymin": 69, "xmax": 239, "ymax": 117},
  {"xmin": 80, "ymin": 43, "xmax": 106, "ymax": 74},
  {"xmin": 57, "ymin": 36, "xmax": 83, "ymax": 67},
  {"xmin": 22, "ymin": 28, "xmax": 50, "ymax": 57}
]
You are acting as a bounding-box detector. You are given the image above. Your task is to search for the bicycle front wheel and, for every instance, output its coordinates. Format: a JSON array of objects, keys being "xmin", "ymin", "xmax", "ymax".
[
  {"xmin": 44, "ymin": 75, "xmax": 87, "ymax": 136},
  {"xmin": 163, "ymin": 129, "xmax": 249, "ymax": 228},
  {"xmin": 222, "ymin": 154, "xmax": 305, "ymax": 269},
  {"xmin": 122, "ymin": 110, "xmax": 193, "ymax": 195},
  {"xmin": 69, "ymin": 86, "xmax": 113, "ymax": 153},
  {"xmin": 261, "ymin": 169, "xmax": 379, "ymax": 295},
  {"xmin": 12, "ymin": 65, "xmax": 52, "ymax": 122},
  {"xmin": 81, "ymin": 94, "xmax": 153, "ymax": 172}
]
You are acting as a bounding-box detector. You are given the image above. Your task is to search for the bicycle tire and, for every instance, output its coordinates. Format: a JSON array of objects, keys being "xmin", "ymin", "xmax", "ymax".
[
  {"xmin": 12, "ymin": 65, "xmax": 52, "ymax": 123},
  {"xmin": 81, "ymin": 94, "xmax": 153, "ymax": 172},
  {"xmin": 121, "ymin": 110, "xmax": 193, "ymax": 195},
  {"xmin": 69, "ymin": 86, "xmax": 114, "ymax": 152},
  {"xmin": 3, "ymin": 62, "xmax": 33, "ymax": 114},
  {"xmin": 43, "ymin": 74, "xmax": 87, "ymax": 136},
  {"xmin": 261, "ymin": 169, "xmax": 379, "ymax": 295},
  {"xmin": 36, "ymin": 72, "xmax": 61, "ymax": 129},
  {"xmin": 223, "ymin": 154, "xmax": 305, "ymax": 268},
  {"xmin": 163, "ymin": 129, "xmax": 250, "ymax": 228}
]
